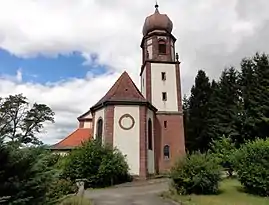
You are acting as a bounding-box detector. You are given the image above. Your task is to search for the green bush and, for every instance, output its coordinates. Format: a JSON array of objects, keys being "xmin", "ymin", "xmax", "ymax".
[
  {"xmin": 210, "ymin": 137, "xmax": 237, "ymax": 177},
  {"xmin": 0, "ymin": 143, "xmax": 77, "ymax": 205},
  {"xmin": 46, "ymin": 178, "xmax": 78, "ymax": 204},
  {"xmin": 0, "ymin": 145, "xmax": 56, "ymax": 205},
  {"xmin": 62, "ymin": 140, "xmax": 130, "ymax": 188},
  {"xmin": 234, "ymin": 138, "xmax": 269, "ymax": 196},
  {"xmin": 170, "ymin": 152, "xmax": 222, "ymax": 195}
]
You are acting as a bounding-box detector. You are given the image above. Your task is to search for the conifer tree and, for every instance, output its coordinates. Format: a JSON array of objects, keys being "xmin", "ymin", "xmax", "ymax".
[
  {"xmin": 182, "ymin": 94, "xmax": 189, "ymax": 145},
  {"xmin": 207, "ymin": 68, "xmax": 242, "ymax": 145},
  {"xmin": 185, "ymin": 70, "xmax": 212, "ymax": 152},
  {"xmin": 239, "ymin": 53, "xmax": 269, "ymax": 141},
  {"xmin": 185, "ymin": 52, "xmax": 269, "ymax": 152}
]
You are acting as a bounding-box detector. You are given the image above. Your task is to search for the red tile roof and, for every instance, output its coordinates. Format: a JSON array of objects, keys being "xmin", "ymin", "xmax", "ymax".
[
  {"xmin": 91, "ymin": 71, "xmax": 147, "ymax": 110},
  {"xmin": 51, "ymin": 128, "xmax": 92, "ymax": 150}
]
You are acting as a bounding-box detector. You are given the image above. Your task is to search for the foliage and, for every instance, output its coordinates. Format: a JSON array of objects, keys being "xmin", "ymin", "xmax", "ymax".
[
  {"xmin": 185, "ymin": 70, "xmax": 213, "ymax": 152},
  {"xmin": 53, "ymin": 154, "xmax": 70, "ymax": 172},
  {"xmin": 170, "ymin": 152, "xmax": 222, "ymax": 195},
  {"xmin": 207, "ymin": 68, "xmax": 242, "ymax": 146},
  {"xmin": 62, "ymin": 139, "xmax": 130, "ymax": 188},
  {"xmin": 0, "ymin": 140, "xmax": 77, "ymax": 205},
  {"xmin": 234, "ymin": 138, "xmax": 269, "ymax": 196},
  {"xmin": 210, "ymin": 137, "xmax": 237, "ymax": 177},
  {"xmin": 239, "ymin": 53, "xmax": 269, "ymax": 142},
  {"xmin": 182, "ymin": 95, "xmax": 189, "ymax": 144},
  {"xmin": 0, "ymin": 144, "xmax": 57, "ymax": 205},
  {"xmin": 46, "ymin": 178, "xmax": 78, "ymax": 204},
  {"xmin": 163, "ymin": 179, "xmax": 269, "ymax": 205},
  {"xmin": 0, "ymin": 94, "xmax": 54, "ymax": 145},
  {"xmin": 184, "ymin": 52, "xmax": 269, "ymax": 153},
  {"xmin": 60, "ymin": 196, "xmax": 92, "ymax": 205}
]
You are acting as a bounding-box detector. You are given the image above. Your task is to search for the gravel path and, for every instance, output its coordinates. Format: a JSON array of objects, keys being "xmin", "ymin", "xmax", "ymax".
[{"xmin": 84, "ymin": 179, "xmax": 178, "ymax": 205}]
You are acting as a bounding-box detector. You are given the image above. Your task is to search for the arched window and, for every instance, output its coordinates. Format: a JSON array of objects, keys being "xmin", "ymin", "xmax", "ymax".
[
  {"xmin": 164, "ymin": 145, "xmax": 170, "ymax": 159},
  {"xmin": 148, "ymin": 119, "xmax": 153, "ymax": 150},
  {"xmin": 158, "ymin": 40, "xmax": 166, "ymax": 54},
  {"xmin": 96, "ymin": 118, "xmax": 103, "ymax": 142}
]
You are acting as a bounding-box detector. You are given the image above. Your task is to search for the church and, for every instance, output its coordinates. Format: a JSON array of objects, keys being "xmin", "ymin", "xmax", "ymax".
[{"xmin": 51, "ymin": 4, "xmax": 185, "ymax": 178}]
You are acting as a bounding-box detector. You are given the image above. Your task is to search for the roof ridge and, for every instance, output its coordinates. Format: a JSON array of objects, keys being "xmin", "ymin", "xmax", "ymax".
[
  {"xmin": 90, "ymin": 71, "xmax": 151, "ymax": 111},
  {"xmin": 109, "ymin": 72, "xmax": 125, "ymax": 100},
  {"xmin": 129, "ymin": 74, "xmax": 146, "ymax": 100},
  {"xmin": 95, "ymin": 72, "xmax": 124, "ymax": 103}
]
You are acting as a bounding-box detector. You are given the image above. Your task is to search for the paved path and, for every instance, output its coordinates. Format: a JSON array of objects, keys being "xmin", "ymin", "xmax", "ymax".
[{"xmin": 84, "ymin": 179, "xmax": 178, "ymax": 205}]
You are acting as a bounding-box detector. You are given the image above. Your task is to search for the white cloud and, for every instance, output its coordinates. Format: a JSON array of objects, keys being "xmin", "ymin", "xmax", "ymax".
[
  {"xmin": 0, "ymin": 71, "xmax": 121, "ymax": 144},
  {"xmin": 1, "ymin": 0, "xmax": 269, "ymax": 144},
  {"xmin": 0, "ymin": 68, "xmax": 22, "ymax": 82},
  {"xmin": 1, "ymin": 0, "xmax": 269, "ymax": 82}
]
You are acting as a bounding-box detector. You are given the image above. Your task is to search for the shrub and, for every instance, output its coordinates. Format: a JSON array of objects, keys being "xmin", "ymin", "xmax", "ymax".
[
  {"xmin": 0, "ymin": 145, "xmax": 56, "ymax": 205},
  {"xmin": 0, "ymin": 143, "xmax": 77, "ymax": 205},
  {"xmin": 210, "ymin": 137, "xmax": 237, "ymax": 177},
  {"xmin": 234, "ymin": 138, "xmax": 269, "ymax": 196},
  {"xmin": 46, "ymin": 178, "xmax": 78, "ymax": 204},
  {"xmin": 62, "ymin": 140, "xmax": 130, "ymax": 188},
  {"xmin": 170, "ymin": 152, "xmax": 222, "ymax": 195}
]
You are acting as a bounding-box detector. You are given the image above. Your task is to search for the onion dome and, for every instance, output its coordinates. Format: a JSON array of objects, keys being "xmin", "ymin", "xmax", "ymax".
[{"xmin": 142, "ymin": 4, "xmax": 173, "ymax": 36}]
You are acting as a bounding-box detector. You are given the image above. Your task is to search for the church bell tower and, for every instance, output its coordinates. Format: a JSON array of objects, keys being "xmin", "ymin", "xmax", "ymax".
[{"xmin": 140, "ymin": 4, "xmax": 185, "ymax": 172}]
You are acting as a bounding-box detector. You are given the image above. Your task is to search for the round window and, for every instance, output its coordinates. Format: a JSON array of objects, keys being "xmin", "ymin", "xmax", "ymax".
[{"xmin": 119, "ymin": 114, "xmax": 135, "ymax": 130}]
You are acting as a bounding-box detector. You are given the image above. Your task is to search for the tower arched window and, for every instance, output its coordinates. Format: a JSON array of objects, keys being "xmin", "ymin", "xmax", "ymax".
[
  {"xmin": 164, "ymin": 145, "xmax": 170, "ymax": 159},
  {"xmin": 158, "ymin": 40, "xmax": 166, "ymax": 54},
  {"xmin": 148, "ymin": 119, "xmax": 153, "ymax": 150},
  {"xmin": 96, "ymin": 118, "xmax": 103, "ymax": 142}
]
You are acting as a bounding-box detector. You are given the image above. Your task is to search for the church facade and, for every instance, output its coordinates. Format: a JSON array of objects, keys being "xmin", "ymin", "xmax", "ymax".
[{"xmin": 52, "ymin": 5, "xmax": 185, "ymax": 178}]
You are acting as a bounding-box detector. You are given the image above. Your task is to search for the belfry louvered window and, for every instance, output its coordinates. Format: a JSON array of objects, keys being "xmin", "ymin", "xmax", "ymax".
[{"xmin": 158, "ymin": 40, "xmax": 166, "ymax": 54}]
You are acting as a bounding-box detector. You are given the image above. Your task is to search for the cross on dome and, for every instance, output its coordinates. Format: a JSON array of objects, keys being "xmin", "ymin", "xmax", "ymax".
[{"xmin": 155, "ymin": 1, "xmax": 159, "ymax": 9}]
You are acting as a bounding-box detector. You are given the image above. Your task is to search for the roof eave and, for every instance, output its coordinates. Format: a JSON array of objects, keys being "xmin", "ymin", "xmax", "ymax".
[
  {"xmin": 90, "ymin": 100, "xmax": 158, "ymax": 113},
  {"xmin": 47, "ymin": 146, "xmax": 75, "ymax": 151},
  {"xmin": 77, "ymin": 110, "xmax": 92, "ymax": 120},
  {"xmin": 140, "ymin": 31, "xmax": 177, "ymax": 48}
]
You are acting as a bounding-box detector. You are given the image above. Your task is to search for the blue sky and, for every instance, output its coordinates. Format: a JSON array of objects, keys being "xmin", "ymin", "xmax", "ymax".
[{"xmin": 0, "ymin": 49, "xmax": 106, "ymax": 83}]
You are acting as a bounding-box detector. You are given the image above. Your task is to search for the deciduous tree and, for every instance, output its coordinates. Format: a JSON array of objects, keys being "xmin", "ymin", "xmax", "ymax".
[{"xmin": 0, "ymin": 94, "xmax": 54, "ymax": 145}]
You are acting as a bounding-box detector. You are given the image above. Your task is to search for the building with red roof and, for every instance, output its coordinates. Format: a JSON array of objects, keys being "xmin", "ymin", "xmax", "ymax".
[
  {"xmin": 50, "ymin": 111, "xmax": 93, "ymax": 155},
  {"xmin": 51, "ymin": 4, "xmax": 185, "ymax": 177}
]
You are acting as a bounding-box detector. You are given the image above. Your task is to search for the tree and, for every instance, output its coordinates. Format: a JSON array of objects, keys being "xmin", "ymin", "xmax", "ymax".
[
  {"xmin": 185, "ymin": 70, "xmax": 212, "ymax": 152},
  {"xmin": 0, "ymin": 94, "xmax": 54, "ymax": 145},
  {"xmin": 239, "ymin": 53, "xmax": 269, "ymax": 142},
  {"xmin": 207, "ymin": 68, "xmax": 242, "ymax": 146},
  {"xmin": 182, "ymin": 94, "xmax": 189, "ymax": 143},
  {"xmin": 184, "ymin": 52, "xmax": 269, "ymax": 152}
]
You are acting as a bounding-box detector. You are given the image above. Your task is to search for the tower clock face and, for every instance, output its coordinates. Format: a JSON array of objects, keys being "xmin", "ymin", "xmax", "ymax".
[{"xmin": 119, "ymin": 114, "xmax": 135, "ymax": 130}]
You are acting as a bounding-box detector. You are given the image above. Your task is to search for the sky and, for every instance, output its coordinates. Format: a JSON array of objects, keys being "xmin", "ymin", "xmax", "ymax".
[{"xmin": 0, "ymin": 0, "xmax": 269, "ymax": 144}]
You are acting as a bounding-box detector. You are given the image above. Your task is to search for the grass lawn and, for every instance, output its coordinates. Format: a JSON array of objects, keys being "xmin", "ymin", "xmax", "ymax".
[
  {"xmin": 59, "ymin": 196, "xmax": 92, "ymax": 205},
  {"xmin": 163, "ymin": 179, "xmax": 269, "ymax": 205}
]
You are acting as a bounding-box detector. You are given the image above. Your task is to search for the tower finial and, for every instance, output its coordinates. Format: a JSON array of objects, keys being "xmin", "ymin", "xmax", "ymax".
[{"xmin": 155, "ymin": 1, "xmax": 159, "ymax": 10}]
